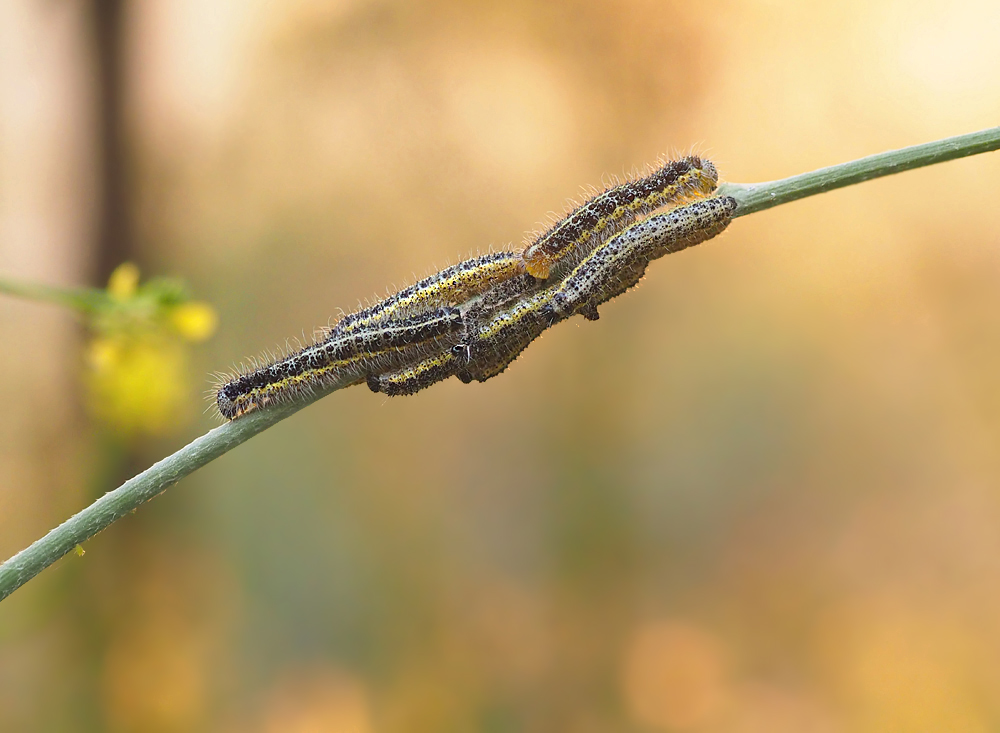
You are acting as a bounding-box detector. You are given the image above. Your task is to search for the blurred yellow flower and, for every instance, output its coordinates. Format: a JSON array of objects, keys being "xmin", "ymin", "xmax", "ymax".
[
  {"xmin": 82, "ymin": 263, "xmax": 218, "ymax": 437},
  {"xmin": 107, "ymin": 262, "xmax": 140, "ymax": 301},
  {"xmin": 169, "ymin": 302, "xmax": 218, "ymax": 342},
  {"xmin": 85, "ymin": 335, "xmax": 192, "ymax": 437}
]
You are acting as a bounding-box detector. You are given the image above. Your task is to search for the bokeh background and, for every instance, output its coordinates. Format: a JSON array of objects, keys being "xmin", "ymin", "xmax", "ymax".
[{"xmin": 3, "ymin": 1, "xmax": 1000, "ymax": 730}]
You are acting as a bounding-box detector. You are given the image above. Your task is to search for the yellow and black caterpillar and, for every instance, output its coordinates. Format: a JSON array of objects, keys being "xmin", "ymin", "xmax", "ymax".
[{"xmin": 216, "ymin": 156, "xmax": 736, "ymax": 418}]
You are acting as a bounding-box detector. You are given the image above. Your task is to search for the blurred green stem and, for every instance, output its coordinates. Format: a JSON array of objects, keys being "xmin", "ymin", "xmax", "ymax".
[
  {"xmin": 2, "ymin": 125, "xmax": 999, "ymax": 603},
  {"xmin": 0, "ymin": 277, "xmax": 106, "ymax": 313}
]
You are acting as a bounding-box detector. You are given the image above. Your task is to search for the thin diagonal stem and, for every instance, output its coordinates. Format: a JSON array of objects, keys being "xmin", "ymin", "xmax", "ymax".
[
  {"xmin": 2, "ymin": 126, "xmax": 999, "ymax": 602},
  {"xmin": 718, "ymin": 125, "xmax": 1000, "ymax": 216},
  {"xmin": 0, "ymin": 378, "xmax": 352, "ymax": 602}
]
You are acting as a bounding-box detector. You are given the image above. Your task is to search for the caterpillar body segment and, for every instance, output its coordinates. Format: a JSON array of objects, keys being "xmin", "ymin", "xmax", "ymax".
[
  {"xmin": 366, "ymin": 292, "xmax": 558, "ymax": 395},
  {"xmin": 218, "ymin": 351, "xmax": 368, "ymax": 420}
]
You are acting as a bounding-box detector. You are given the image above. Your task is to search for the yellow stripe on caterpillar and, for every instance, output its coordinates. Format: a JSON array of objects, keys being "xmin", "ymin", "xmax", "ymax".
[{"xmin": 366, "ymin": 350, "xmax": 460, "ymax": 397}]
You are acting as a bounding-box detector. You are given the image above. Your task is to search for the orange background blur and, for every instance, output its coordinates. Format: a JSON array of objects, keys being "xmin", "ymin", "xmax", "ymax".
[{"xmin": 2, "ymin": 1, "xmax": 1000, "ymax": 731}]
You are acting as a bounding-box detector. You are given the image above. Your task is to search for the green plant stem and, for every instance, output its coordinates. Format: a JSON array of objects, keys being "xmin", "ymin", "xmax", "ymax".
[
  {"xmin": 0, "ymin": 277, "xmax": 107, "ymax": 313},
  {"xmin": 0, "ymin": 377, "xmax": 356, "ymax": 602},
  {"xmin": 2, "ymin": 126, "xmax": 999, "ymax": 603},
  {"xmin": 718, "ymin": 125, "xmax": 1000, "ymax": 216}
]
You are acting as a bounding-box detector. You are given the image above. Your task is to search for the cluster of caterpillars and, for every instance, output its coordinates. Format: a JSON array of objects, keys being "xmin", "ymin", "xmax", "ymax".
[{"xmin": 216, "ymin": 156, "xmax": 738, "ymax": 420}]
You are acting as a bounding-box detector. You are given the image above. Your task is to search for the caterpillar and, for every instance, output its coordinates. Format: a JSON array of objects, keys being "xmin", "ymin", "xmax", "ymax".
[
  {"xmin": 329, "ymin": 251, "xmax": 529, "ymax": 337},
  {"xmin": 216, "ymin": 158, "xmax": 734, "ymax": 417},
  {"xmin": 520, "ymin": 155, "xmax": 719, "ymax": 279},
  {"xmin": 215, "ymin": 308, "xmax": 464, "ymax": 419}
]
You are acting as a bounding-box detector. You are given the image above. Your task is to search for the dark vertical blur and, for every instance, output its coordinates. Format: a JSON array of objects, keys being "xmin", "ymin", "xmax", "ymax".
[{"xmin": 89, "ymin": 0, "xmax": 134, "ymax": 285}]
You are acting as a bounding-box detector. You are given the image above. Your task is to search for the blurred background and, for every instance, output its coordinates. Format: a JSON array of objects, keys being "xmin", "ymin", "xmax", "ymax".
[{"xmin": 2, "ymin": 0, "xmax": 1000, "ymax": 730}]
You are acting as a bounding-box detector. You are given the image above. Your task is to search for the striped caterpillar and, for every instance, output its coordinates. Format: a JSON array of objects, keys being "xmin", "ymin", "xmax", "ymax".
[
  {"xmin": 216, "ymin": 157, "xmax": 734, "ymax": 417},
  {"xmin": 215, "ymin": 307, "xmax": 464, "ymax": 419},
  {"xmin": 520, "ymin": 155, "xmax": 719, "ymax": 279}
]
